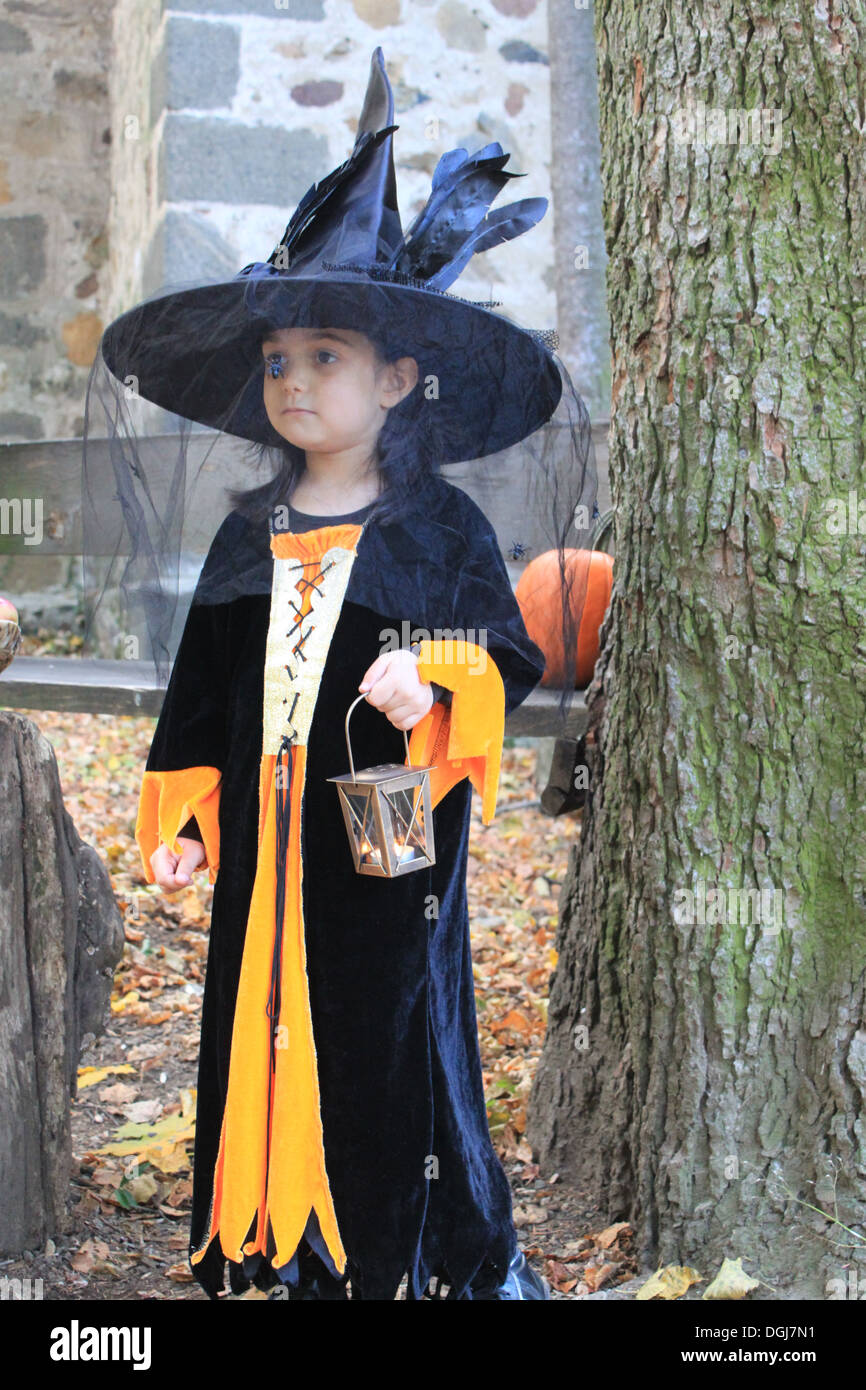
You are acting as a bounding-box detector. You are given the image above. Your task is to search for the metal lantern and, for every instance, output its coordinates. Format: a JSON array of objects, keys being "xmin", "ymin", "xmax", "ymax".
[{"xmin": 327, "ymin": 693, "xmax": 436, "ymax": 877}]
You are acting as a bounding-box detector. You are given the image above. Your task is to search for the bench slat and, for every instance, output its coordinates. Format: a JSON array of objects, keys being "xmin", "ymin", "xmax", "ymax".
[{"xmin": 0, "ymin": 655, "xmax": 589, "ymax": 734}]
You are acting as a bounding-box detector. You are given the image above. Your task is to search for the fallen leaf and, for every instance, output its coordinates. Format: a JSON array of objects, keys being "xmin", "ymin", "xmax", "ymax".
[
  {"xmin": 179, "ymin": 889, "xmax": 207, "ymax": 925},
  {"xmin": 513, "ymin": 1203, "xmax": 548, "ymax": 1227},
  {"xmin": 597, "ymin": 1222, "xmax": 632, "ymax": 1250},
  {"xmin": 559, "ymin": 1238, "xmax": 592, "ymax": 1258},
  {"xmin": 111, "ymin": 990, "xmax": 141, "ymax": 1014},
  {"xmin": 95, "ymin": 1091, "xmax": 196, "ymax": 1171},
  {"xmin": 98, "ymin": 1082, "xmax": 139, "ymax": 1106},
  {"xmin": 125, "ymin": 1173, "xmax": 160, "ymax": 1204},
  {"xmin": 77, "ymin": 1064, "xmax": 135, "ymax": 1090},
  {"xmin": 90, "ymin": 1166, "xmax": 123, "ymax": 1187},
  {"xmin": 148, "ymin": 1145, "xmax": 192, "ymax": 1175},
  {"xmin": 70, "ymin": 1238, "xmax": 111, "ymax": 1273},
  {"xmin": 165, "ymin": 1178, "xmax": 193, "ymax": 1207},
  {"xmin": 112, "ymin": 1109, "xmax": 194, "ymax": 1143},
  {"xmin": 494, "ymin": 1010, "xmax": 532, "ymax": 1035},
  {"xmin": 702, "ymin": 1257, "xmax": 760, "ymax": 1301},
  {"xmin": 124, "ymin": 1100, "xmax": 163, "ymax": 1124},
  {"xmin": 636, "ymin": 1265, "xmax": 702, "ymax": 1300},
  {"xmin": 126, "ymin": 1043, "xmax": 166, "ymax": 1063},
  {"xmin": 584, "ymin": 1261, "xmax": 618, "ymax": 1292}
]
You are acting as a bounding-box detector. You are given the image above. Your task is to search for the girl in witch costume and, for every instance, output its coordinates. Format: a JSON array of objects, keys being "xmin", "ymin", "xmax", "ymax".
[{"xmin": 84, "ymin": 48, "xmax": 597, "ymax": 1300}]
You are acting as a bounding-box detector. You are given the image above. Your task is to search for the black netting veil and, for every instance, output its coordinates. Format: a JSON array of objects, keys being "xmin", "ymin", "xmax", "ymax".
[{"xmin": 81, "ymin": 267, "xmax": 598, "ymax": 726}]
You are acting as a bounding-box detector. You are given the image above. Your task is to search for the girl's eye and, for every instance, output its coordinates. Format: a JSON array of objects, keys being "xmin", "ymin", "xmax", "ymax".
[{"xmin": 316, "ymin": 349, "xmax": 337, "ymax": 364}]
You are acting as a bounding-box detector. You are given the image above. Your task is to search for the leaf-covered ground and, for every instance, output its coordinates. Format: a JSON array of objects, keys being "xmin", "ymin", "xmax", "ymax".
[{"xmin": 2, "ymin": 708, "xmax": 635, "ymax": 1301}]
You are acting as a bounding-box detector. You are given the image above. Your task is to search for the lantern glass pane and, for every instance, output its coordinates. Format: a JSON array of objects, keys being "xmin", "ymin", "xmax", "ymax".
[
  {"xmin": 382, "ymin": 785, "xmax": 429, "ymax": 866},
  {"xmin": 344, "ymin": 789, "xmax": 384, "ymax": 867}
]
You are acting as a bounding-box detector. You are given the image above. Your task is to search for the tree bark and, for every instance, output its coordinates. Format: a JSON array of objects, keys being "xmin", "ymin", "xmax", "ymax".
[
  {"xmin": 0, "ymin": 712, "xmax": 125, "ymax": 1255},
  {"xmin": 529, "ymin": 0, "xmax": 866, "ymax": 1299}
]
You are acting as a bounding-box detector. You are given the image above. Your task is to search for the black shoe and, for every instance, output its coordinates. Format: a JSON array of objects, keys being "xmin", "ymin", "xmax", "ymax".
[{"xmin": 470, "ymin": 1250, "xmax": 550, "ymax": 1300}]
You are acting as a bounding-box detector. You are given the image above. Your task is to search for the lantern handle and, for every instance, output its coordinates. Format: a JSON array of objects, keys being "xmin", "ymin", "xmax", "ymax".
[{"xmin": 345, "ymin": 693, "xmax": 411, "ymax": 780}]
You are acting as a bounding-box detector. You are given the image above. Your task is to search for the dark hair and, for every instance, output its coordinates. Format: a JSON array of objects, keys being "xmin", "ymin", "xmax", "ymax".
[{"xmin": 226, "ymin": 325, "xmax": 437, "ymax": 527}]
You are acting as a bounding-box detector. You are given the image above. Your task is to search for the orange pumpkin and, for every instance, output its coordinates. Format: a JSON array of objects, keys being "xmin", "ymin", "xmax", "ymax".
[{"xmin": 515, "ymin": 548, "xmax": 613, "ymax": 689}]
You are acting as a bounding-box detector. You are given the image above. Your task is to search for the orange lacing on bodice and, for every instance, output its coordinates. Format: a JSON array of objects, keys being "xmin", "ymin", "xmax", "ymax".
[{"xmin": 269, "ymin": 523, "xmax": 365, "ymax": 740}]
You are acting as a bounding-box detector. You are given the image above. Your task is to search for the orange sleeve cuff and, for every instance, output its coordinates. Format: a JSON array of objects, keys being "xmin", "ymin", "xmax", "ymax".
[
  {"xmin": 408, "ymin": 639, "xmax": 504, "ymax": 825},
  {"xmin": 136, "ymin": 767, "xmax": 222, "ymax": 885}
]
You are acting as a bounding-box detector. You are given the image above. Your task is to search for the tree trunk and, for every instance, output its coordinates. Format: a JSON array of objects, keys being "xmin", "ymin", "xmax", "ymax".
[
  {"xmin": 529, "ymin": 0, "xmax": 866, "ymax": 1299},
  {"xmin": 0, "ymin": 711, "xmax": 125, "ymax": 1255}
]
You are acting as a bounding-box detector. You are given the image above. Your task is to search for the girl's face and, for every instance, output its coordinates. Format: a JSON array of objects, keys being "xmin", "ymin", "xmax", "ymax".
[{"xmin": 260, "ymin": 325, "xmax": 417, "ymax": 455}]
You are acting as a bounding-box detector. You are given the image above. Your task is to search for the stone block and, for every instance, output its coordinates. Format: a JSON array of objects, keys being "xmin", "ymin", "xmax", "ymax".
[
  {"xmin": 159, "ymin": 114, "xmax": 327, "ymax": 205},
  {"xmin": 143, "ymin": 208, "xmax": 239, "ymax": 294},
  {"xmin": 60, "ymin": 312, "xmax": 103, "ymax": 368},
  {"xmin": 164, "ymin": 15, "xmax": 240, "ymax": 111},
  {"xmin": 0, "ymin": 19, "xmax": 31, "ymax": 53},
  {"xmin": 0, "ymin": 313, "xmax": 46, "ymax": 349},
  {"xmin": 0, "ymin": 217, "xmax": 46, "ymax": 298},
  {"xmin": 499, "ymin": 39, "xmax": 549, "ymax": 64}
]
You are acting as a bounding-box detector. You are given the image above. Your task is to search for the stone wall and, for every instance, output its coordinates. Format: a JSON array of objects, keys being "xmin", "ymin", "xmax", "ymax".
[
  {"xmin": 1, "ymin": 0, "xmax": 562, "ymax": 447},
  {"xmin": 0, "ymin": 0, "xmax": 115, "ymax": 441},
  {"xmin": 134, "ymin": 0, "xmax": 558, "ymax": 334}
]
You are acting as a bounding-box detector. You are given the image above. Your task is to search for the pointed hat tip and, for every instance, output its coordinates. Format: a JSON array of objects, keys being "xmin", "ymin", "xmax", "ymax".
[{"xmin": 357, "ymin": 44, "xmax": 394, "ymax": 137}]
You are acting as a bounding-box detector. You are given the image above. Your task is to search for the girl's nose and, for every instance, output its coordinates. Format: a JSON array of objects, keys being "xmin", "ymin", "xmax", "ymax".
[
  {"xmin": 274, "ymin": 372, "xmax": 308, "ymax": 403},
  {"xmin": 283, "ymin": 366, "xmax": 312, "ymax": 396}
]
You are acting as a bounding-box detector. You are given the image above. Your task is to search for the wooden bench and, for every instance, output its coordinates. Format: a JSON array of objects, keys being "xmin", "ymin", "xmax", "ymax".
[{"xmin": 0, "ymin": 654, "xmax": 591, "ymax": 737}]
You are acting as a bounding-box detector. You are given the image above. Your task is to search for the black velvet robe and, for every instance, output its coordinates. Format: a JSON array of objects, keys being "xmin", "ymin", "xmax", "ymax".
[{"xmin": 136, "ymin": 473, "xmax": 546, "ymax": 1300}]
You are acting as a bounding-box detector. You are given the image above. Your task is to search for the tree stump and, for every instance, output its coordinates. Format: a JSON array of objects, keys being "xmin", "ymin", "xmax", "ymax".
[{"xmin": 0, "ymin": 711, "xmax": 125, "ymax": 1255}]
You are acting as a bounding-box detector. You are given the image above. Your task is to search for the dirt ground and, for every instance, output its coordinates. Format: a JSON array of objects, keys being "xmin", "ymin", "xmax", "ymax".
[{"xmin": 2, "ymin": 711, "xmax": 637, "ymax": 1302}]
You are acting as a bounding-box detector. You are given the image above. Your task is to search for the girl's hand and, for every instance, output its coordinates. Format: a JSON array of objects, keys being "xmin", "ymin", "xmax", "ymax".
[
  {"xmin": 150, "ymin": 836, "xmax": 207, "ymax": 892},
  {"xmin": 359, "ymin": 649, "xmax": 436, "ymax": 731}
]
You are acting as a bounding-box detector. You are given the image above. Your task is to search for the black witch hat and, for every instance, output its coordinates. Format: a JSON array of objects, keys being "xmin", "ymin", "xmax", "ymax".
[{"xmin": 99, "ymin": 46, "xmax": 563, "ymax": 462}]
